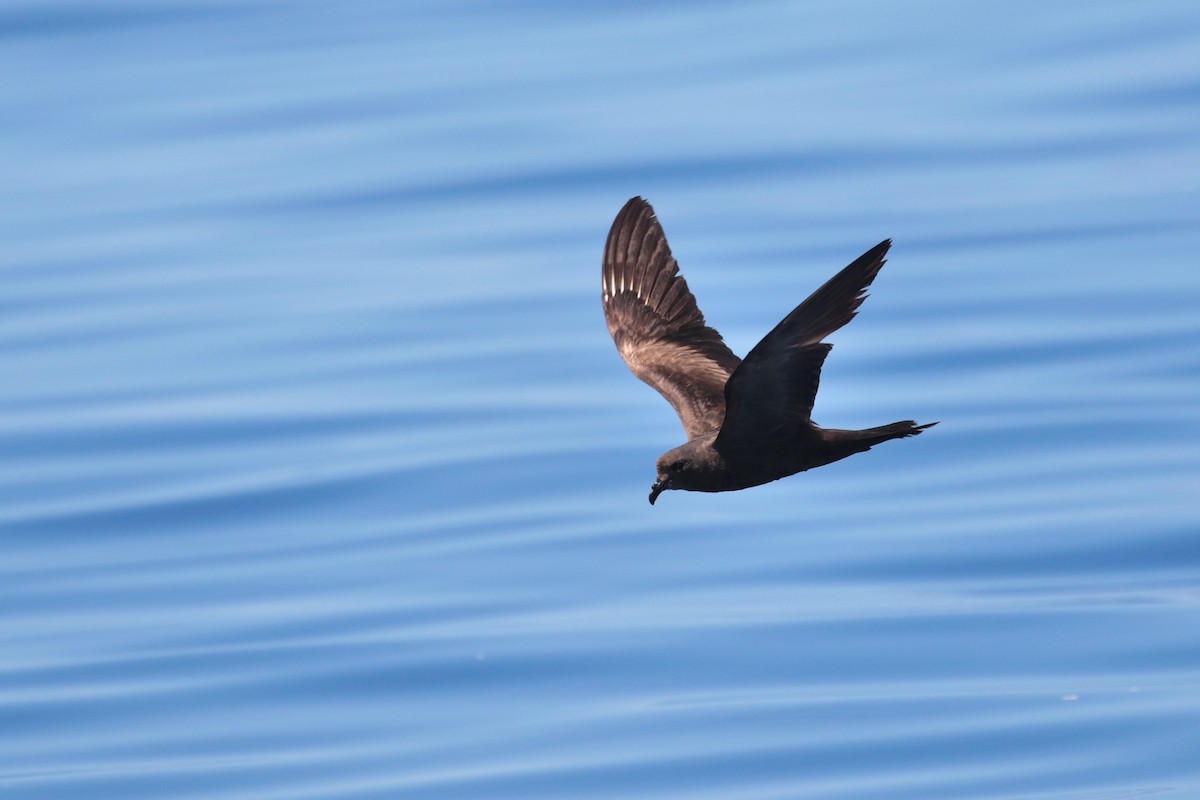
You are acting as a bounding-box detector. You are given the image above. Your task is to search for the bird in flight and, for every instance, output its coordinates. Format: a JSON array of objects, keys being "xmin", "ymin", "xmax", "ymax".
[{"xmin": 602, "ymin": 197, "xmax": 936, "ymax": 505}]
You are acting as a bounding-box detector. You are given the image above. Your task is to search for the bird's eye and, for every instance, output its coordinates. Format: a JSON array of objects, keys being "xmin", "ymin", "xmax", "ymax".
[{"xmin": 671, "ymin": 460, "xmax": 686, "ymax": 471}]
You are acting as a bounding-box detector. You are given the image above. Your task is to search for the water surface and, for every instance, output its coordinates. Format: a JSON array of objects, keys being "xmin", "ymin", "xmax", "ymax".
[{"xmin": 2, "ymin": 1, "xmax": 1199, "ymax": 798}]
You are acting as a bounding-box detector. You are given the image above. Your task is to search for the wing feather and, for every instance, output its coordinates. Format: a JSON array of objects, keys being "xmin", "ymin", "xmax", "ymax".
[
  {"xmin": 602, "ymin": 197, "xmax": 741, "ymax": 440},
  {"xmin": 716, "ymin": 240, "xmax": 891, "ymax": 450}
]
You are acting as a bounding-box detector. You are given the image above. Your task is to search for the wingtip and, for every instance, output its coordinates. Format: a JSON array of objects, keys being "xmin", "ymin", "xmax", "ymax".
[
  {"xmin": 622, "ymin": 195, "xmax": 651, "ymax": 214},
  {"xmin": 611, "ymin": 197, "xmax": 656, "ymax": 240},
  {"xmin": 857, "ymin": 239, "xmax": 892, "ymax": 283}
]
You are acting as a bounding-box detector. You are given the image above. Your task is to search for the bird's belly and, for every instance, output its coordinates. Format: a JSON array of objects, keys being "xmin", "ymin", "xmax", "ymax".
[{"xmin": 717, "ymin": 438, "xmax": 845, "ymax": 490}]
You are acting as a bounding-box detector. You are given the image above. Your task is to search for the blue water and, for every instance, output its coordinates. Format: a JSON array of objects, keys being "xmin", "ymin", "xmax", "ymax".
[{"xmin": 3, "ymin": 1, "xmax": 1199, "ymax": 797}]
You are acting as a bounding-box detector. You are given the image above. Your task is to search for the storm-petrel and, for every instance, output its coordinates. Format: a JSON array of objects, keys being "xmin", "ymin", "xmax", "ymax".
[{"xmin": 602, "ymin": 197, "xmax": 936, "ymax": 505}]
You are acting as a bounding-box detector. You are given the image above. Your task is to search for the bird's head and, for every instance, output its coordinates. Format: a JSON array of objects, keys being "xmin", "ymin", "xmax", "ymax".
[{"xmin": 649, "ymin": 443, "xmax": 708, "ymax": 505}]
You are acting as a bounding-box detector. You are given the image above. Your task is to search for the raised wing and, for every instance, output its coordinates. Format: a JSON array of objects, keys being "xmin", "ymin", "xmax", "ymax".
[
  {"xmin": 715, "ymin": 240, "xmax": 891, "ymax": 449},
  {"xmin": 602, "ymin": 197, "xmax": 742, "ymax": 440}
]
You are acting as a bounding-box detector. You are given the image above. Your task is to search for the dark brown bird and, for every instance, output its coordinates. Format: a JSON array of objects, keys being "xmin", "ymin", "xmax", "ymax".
[{"xmin": 602, "ymin": 197, "xmax": 936, "ymax": 505}]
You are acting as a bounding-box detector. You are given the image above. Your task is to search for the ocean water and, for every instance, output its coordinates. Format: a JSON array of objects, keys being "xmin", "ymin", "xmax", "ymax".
[{"xmin": 2, "ymin": 1, "xmax": 1199, "ymax": 798}]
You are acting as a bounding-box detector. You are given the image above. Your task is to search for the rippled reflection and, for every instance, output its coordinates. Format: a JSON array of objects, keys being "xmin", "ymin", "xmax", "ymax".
[{"xmin": 2, "ymin": 1, "xmax": 1199, "ymax": 798}]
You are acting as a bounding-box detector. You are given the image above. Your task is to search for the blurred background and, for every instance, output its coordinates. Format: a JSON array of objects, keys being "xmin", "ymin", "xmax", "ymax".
[{"xmin": 2, "ymin": 1, "xmax": 1199, "ymax": 798}]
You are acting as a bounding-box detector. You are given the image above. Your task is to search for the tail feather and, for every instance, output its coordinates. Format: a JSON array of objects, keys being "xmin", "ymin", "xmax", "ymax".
[{"xmin": 853, "ymin": 420, "xmax": 938, "ymax": 449}]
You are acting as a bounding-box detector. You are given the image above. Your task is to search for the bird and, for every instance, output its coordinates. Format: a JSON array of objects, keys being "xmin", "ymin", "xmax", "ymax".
[{"xmin": 601, "ymin": 196, "xmax": 936, "ymax": 505}]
